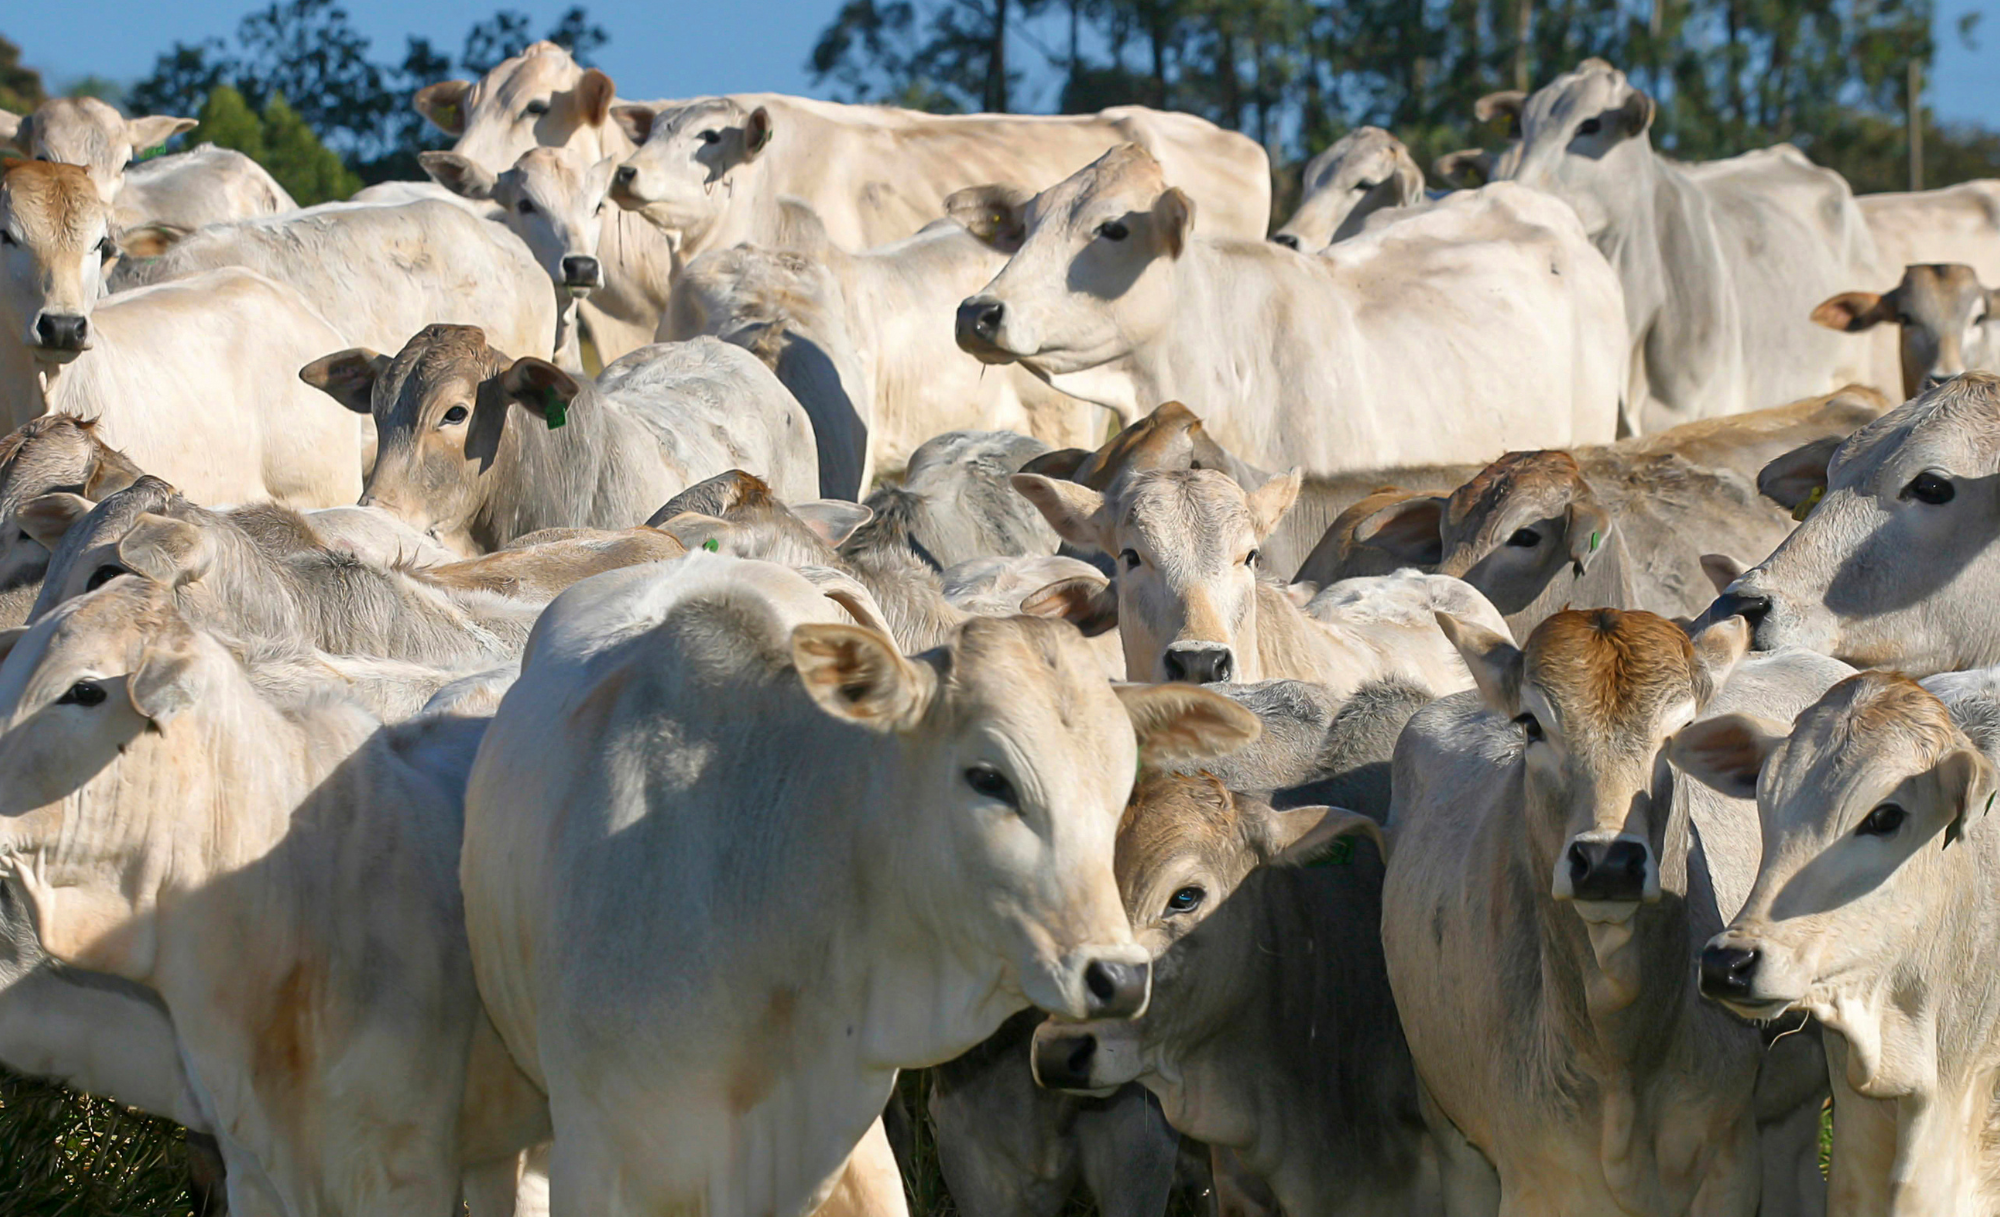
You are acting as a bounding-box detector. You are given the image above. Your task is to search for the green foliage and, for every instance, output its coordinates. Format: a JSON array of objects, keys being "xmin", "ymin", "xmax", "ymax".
[
  {"xmin": 0, "ymin": 1068, "xmax": 196, "ymax": 1216},
  {"xmin": 260, "ymin": 92, "xmax": 363, "ymax": 204},
  {"xmin": 0, "ymin": 34, "xmax": 45, "ymax": 115},
  {"xmin": 193, "ymin": 85, "xmax": 267, "ymax": 163}
]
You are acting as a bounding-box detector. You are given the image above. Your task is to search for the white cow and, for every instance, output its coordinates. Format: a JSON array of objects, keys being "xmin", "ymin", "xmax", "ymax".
[
  {"xmin": 459, "ymin": 551, "xmax": 1258, "ymax": 1215},
  {"xmin": 1489, "ymin": 59, "xmax": 1880, "ymax": 426},
  {"xmin": 415, "ymin": 41, "xmax": 672, "ymax": 364},
  {"xmin": 0, "ymin": 98, "xmax": 195, "ymax": 207},
  {"xmin": 667, "ymin": 202, "xmax": 1099, "ymax": 493},
  {"xmin": 1811, "ymin": 262, "xmax": 2000, "ymax": 400},
  {"xmin": 609, "ymin": 93, "xmax": 1274, "ymax": 261},
  {"xmin": 1270, "ymin": 126, "xmax": 1426, "ymax": 252},
  {"xmin": 110, "ymin": 197, "xmax": 558, "ymax": 362},
  {"xmin": 0, "ymin": 160, "xmax": 361, "ymax": 506},
  {"xmin": 953, "ymin": 144, "xmax": 1626, "ymax": 472}
]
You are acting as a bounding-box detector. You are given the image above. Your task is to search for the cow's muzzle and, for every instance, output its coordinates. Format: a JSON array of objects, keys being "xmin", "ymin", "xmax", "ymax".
[
  {"xmin": 1032, "ymin": 1027, "xmax": 1101, "ymax": 1091},
  {"xmin": 560, "ymin": 255, "xmax": 603, "ymax": 292},
  {"xmin": 955, "ymin": 297, "xmax": 1014, "ymax": 363},
  {"xmin": 1565, "ymin": 836, "xmax": 1652, "ymax": 904},
  {"xmin": 31, "ymin": 313, "xmax": 90, "ymax": 360}
]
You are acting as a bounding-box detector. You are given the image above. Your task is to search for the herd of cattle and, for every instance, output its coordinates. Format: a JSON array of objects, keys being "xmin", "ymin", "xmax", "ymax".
[{"xmin": 1, "ymin": 35, "xmax": 2000, "ymax": 1217}]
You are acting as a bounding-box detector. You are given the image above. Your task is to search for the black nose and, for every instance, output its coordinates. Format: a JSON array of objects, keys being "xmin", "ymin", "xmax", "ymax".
[
  {"xmin": 561, "ymin": 255, "xmax": 602, "ymax": 287},
  {"xmin": 35, "ymin": 313, "xmax": 88, "ymax": 349},
  {"xmin": 1082, "ymin": 959, "xmax": 1149, "ymax": 1019},
  {"xmin": 1271, "ymin": 233, "xmax": 1301, "ymax": 250},
  {"xmin": 1711, "ymin": 591, "xmax": 1771, "ymax": 629},
  {"xmin": 1700, "ymin": 944, "xmax": 1762, "ymax": 1000},
  {"xmin": 1032, "ymin": 1030, "xmax": 1099, "ymax": 1090},
  {"xmin": 1567, "ymin": 839, "xmax": 1650, "ymax": 903},
  {"xmin": 1162, "ymin": 644, "xmax": 1232, "ymax": 685},
  {"xmin": 956, "ymin": 299, "xmax": 1004, "ymax": 345}
]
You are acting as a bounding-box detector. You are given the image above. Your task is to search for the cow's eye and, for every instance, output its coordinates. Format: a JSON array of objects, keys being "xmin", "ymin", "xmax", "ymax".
[
  {"xmin": 1166, "ymin": 885, "xmax": 1204, "ymax": 914},
  {"xmin": 1514, "ymin": 712, "xmax": 1544, "ymax": 741},
  {"xmin": 1096, "ymin": 220, "xmax": 1130, "ymax": 241},
  {"xmin": 1352, "ymin": 179, "xmax": 1377, "ymax": 192},
  {"xmin": 1904, "ymin": 472, "xmax": 1954, "ymax": 505},
  {"xmin": 0, "ymin": 231, "xmax": 14, "ymax": 247},
  {"xmin": 698, "ymin": 129, "xmax": 721, "ymax": 145},
  {"xmin": 1857, "ymin": 803, "xmax": 1907, "ymax": 837},
  {"xmin": 1507, "ymin": 527, "xmax": 1541, "ymax": 547},
  {"xmin": 964, "ymin": 765, "xmax": 1019, "ymax": 808},
  {"xmin": 1577, "ymin": 117, "xmax": 1602, "ymax": 136},
  {"xmin": 56, "ymin": 680, "xmax": 106, "ymax": 707},
  {"xmin": 440, "ymin": 405, "xmax": 469, "ymax": 426},
  {"xmin": 516, "ymin": 198, "xmax": 535, "ymax": 215},
  {"xmin": 523, "ymin": 100, "xmax": 550, "ymax": 117},
  {"xmin": 1244, "ymin": 548, "xmax": 1260, "ymax": 568},
  {"xmin": 85, "ymin": 564, "xmax": 124, "ymax": 591},
  {"xmin": 1120, "ymin": 548, "xmax": 1141, "ymax": 571}
]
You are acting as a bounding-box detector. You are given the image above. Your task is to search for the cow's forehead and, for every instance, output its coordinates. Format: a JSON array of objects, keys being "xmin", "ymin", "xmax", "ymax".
[
  {"xmin": 1444, "ymin": 451, "xmax": 1584, "ymax": 536},
  {"xmin": 2, "ymin": 578, "xmax": 166, "ymax": 709},
  {"xmin": 31, "ymin": 99, "xmax": 126, "ymax": 156},
  {"xmin": 1522, "ymin": 608, "xmax": 1699, "ymax": 735},
  {"xmin": 384, "ymin": 325, "xmax": 503, "ymax": 402},
  {"xmin": 1114, "ymin": 471, "xmax": 1253, "ymax": 546},
  {"xmin": 1833, "ymin": 374, "xmax": 2000, "ymax": 481},
  {"xmin": 943, "ymin": 616, "xmax": 1122, "ymax": 742},
  {"xmin": 0, "ymin": 161, "xmax": 106, "ymax": 246},
  {"xmin": 659, "ymin": 100, "xmax": 745, "ymax": 138},
  {"xmin": 1033, "ymin": 145, "xmax": 1168, "ymax": 228},
  {"xmin": 1898, "ymin": 264, "xmax": 1988, "ymax": 321},
  {"xmin": 1525, "ymin": 60, "xmax": 1630, "ymax": 127},
  {"xmin": 1772, "ymin": 673, "xmax": 1962, "ymax": 813},
  {"xmin": 484, "ymin": 43, "xmax": 581, "ymax": 103},
  {"xmin": 1114, "ymin": 772, "xmax": 1239, "ymax": 889}
]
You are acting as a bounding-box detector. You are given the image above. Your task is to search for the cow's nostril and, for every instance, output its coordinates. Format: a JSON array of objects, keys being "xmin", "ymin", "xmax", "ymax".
[
  {"xmin": 613, "ymin": 165, "xmax": 637, "ymax": 187},
  {"xmin": 1568, "ymin": 842, "xmax": 1591, "ymax": 885},
  {"xmin": 1271, "ymin": 233, "xmax": 1301, "ymax": 250},
  {"xmin": 1086, "ymin": 962, "xmax": 1117, "ymax": 1003}
]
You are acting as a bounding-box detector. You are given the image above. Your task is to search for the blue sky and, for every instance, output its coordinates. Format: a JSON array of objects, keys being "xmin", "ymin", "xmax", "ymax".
[{"xmin": 7, "ymin": 0, "xmax": 1996, "ymax": 128}]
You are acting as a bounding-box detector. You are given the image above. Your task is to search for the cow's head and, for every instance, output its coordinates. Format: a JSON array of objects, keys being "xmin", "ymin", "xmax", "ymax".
[
  {"xmin": 424, "ymin": 145, "xmax": 619, "ymax": 296},
  {"xmin": 609, "ymin": 97, "xmax": 772, "ymax": 244},
  {"xmin": 1271, "ymin": 127, "xmax": 1424, "ymax": 252},
  {"xmin": 951, "ymin": 144, "xmax": 1195, "ymax": 376},
  {"xmin": 1812, "ymin": 263, "xmax": 2000, "ymax": 401},
  {"xmin": 1440, "ymin": 608, "xmax": 1748, "ymax": 923},
  {"xmin": 414, "ymin": 41, "xmax": 618, "ymax": 174},
  {"xmin": 789, "ymin": 616, "xmax": 1260, "ymax": 1020},
  {"xmin": 1013, "ymin": 466, "xmax": 1302, "ymax": 685},
  {"xmin": 0, "ymin": 159, "xmax": 114, "ymax": 364},
  {"xmin": 1715, "ymin": 372, "xmax": 2000, "ymax": 676},
  {"xmin": 1029, "ymin": 772, "xmax": 1378, "ymax": 1091},
  {"xmin": 0, "ymin": 415, "xmax": 143, "ymax": 593},
  {"xmin": 1500, "ymin": 59, "xmax": 1655, "ymax": 237},
  {"xmin": 300, "ymin": 324, "xmax": 576, "ymax": 553},
  {"xmin": 1674, "ymin": 672, "xmax": 1994, "ymax": 1030},
  {"xmin": 2, "ymin": 98, "xmax": 195, "ymax": 207}
]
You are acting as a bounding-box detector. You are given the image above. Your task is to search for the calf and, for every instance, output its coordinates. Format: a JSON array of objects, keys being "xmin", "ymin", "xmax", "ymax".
[
  {"xmin": 0, "ymin": 415, "xmax": 143, "ymax": 592},
  {"xmin": 302, "ymin": 324, "xmax": 818, "ymax": 553},
  {"xmin": 1270, "ymin": 126, "xmax": 1426, "ymax": 252},
  {"xmin": 458, "ymin": 553, "xmax": 1259, "ymax": 1214},
  {"xmin": 1812, "ymin": 263, "xmax": 2000, "ymax": 400},
  {"xmin": 1676, "ymin": 671, "xmax": 2000, "ymax": 1212},
  {"xmin": 1385, "ymin": 610, "xmax": 1841, "ymax": 1214},
  {"xmin": 1, "ymin": 98, "xmax": 194, "ymax": 206},
  {"xmin": 850, "ymin": 430, "xmax": 1059, "ymax": 571}
]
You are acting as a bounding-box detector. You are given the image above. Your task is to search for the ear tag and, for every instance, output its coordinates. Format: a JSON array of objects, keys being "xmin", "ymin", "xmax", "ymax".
[
  {"xmin": 1589, "ymin": 531, "xmax": 1600, "ymax": 553},
  {"xmin": 701, "ymin": 538, "xmax": 720, "ymax": 553},
  {"xmin": 1792, "ymin": 485, "xmax": 1824, "ymax": 522},
  {"xmin": 539, "ymin": 387, "xmax": 567, "ymax": 430},
  {"xmin": 1307, "ymin": 837, "xmax": 1355, "ymax": 868}
]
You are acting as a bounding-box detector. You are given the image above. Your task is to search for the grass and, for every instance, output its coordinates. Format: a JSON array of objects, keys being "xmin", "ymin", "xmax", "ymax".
[{"xmin": 0, "ymin": 1069, "xmax": 196, "ymax": 1217}]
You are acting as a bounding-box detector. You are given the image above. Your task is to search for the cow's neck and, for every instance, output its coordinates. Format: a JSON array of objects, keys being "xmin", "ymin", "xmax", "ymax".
[
  {"xmin": 474, "ymin": 394, "xmax": 621, "ymax": 549},
  {"xmin": 677, "ymin": 164, "xmax": 782, "ymax": 265},
  {"xmin": 590, "ymin": 207, "xmax": 678, "ymax": 340}
]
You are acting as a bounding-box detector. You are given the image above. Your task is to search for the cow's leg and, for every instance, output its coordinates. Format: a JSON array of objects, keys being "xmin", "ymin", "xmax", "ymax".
[
  {"xmin": 1206, "ymin": 1146, "xmax": 1276, "ymax": 1217},
  {"xmin": 1075, "ymin": 1085, "xmax": 1178, "ymax": 1217},
  {"xmin": 811, "ymin": 1119, "xmax": 908, "ymax": 1217}
]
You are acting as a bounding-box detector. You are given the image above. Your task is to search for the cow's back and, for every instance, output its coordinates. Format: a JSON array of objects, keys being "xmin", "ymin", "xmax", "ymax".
[
  {"xmin": 114, "ymin": 145, "xmax": 297, "ymax": 234},
  {"xmin": 598, "ymin": 337, "xmax": 821, "ymax": 502}
]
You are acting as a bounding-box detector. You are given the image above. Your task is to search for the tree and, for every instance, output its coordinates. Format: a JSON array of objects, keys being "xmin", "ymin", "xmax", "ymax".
[
  {"xmin": 0, "ymin": 34, "xmax": 46, "ymax": 114},
  {"xmin": 809, "ymin": 0, "xmax": 1047, "ymax": 111},
  {"xmin": 193, "ymin": 84, "xmax": 268, "ymax": 163},
  {"xmin": 259, "ymin": 92, "xmax": 361, "ymax": 204}
]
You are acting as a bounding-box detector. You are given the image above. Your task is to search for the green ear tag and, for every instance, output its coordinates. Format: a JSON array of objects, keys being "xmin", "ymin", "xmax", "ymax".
[
  {"xmin": 1791, "ymin": 485, "xmax": 1824, "ymax": 522},
  {"xmin": 702, "ymin": 538, "xmax": 720, "ymax": 553},
  {"xmin": 540, "ymin": 387, "xmax": 567, "ymax": 430},
  {"xmin": 1589, "ymin": 531, "xmax": 1600, "ymax": 553}
]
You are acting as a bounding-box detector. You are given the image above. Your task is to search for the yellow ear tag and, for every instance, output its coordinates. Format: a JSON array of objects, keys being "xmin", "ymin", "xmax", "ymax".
[{"xmin": 1791, "ymin": 485, "xmax": 1824, "ymax": 522}]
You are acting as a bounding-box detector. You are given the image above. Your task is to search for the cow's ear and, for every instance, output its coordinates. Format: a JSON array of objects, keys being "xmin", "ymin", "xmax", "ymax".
[
  {"xmin": 299, "ymin": 348, "xmax": 389, "ymax": 415},
  {"xmin": 1934, "ymin": 746, "xmax": 1997, "ymax": 848},
  {"xmin": 575, "ymin": 68, "xmax": 615, "ymax": 128},
  {"xmin": 1567, "ymin": 498, "xmax": 1613, "ymax": 575},
  {"xmin": 1354, "ymin": 495, "xmax": 1446, "ymax": 566},
  {"xmin": 419, "ymin": 152, "xmax": 496, "ymax": 200},
  {"xmin": 743, "ymin": 106, "xmax": 773, "ymax": 158},
  {"xmin": 1432, "ymin": 148, "xmax": 1491, "ymax": 190},
  {"xmin": 414, "ymin": 80, "xmax": 472, "ymax": 135},
  {"xmin": 129, "ymin": 628, "xmax": 201, "ymax": 725},
  {"xmin": 125, "ymin": 115, "xmax": 196, "ymax": 155},
  {"xmin": 1617, "ymin": 89, "xmax": 1655, "ymax": 137},
  {"xmin": 1810, "ymin": 290, "xmax": 1898, "ymax": 333},
  {"xmin": 1019, "ymin": 448, "xmax": 1091, "ymax": 480},
  {"xmin": 1435, "ymin": 611, "xmax": 1521, "ymax": 715},
  {"xmin": 501, "ymin": 357, "xmax": 582, "ymax": 424},
  {"xmin": 1115, "ymin": 683, "xmax": 1261, "ymax": 765},
  {"xmin": 791, "ymin": 622, "xmax": 934, "ymax": 733},
  {"xmin": 1700, "ymin": 553, "xmax": 1746, "ymax": 595},
  {"xmin": 585, "ymin": 154, "xmax": 620, "ymax": 205},
  {"xmin": 792, "ymin": 499, "xmax": 873, "ymax": 548},
  {"xmin": 1245, "ymin": 469, "xmax": 1302, "ymax": 539},
  {"xmin": 651, "ymin": 510, "xmax": 729, "ymax": 550},
  {"xmin": 1757, "ymin": 436, "xmax": 1837, "ymax": 513},
  {"xmin": 118, "ymin": 223, "xmax": 187, "ymax": 258},
  {"xmin": 1152, "ymin": 187, "xmax": 1195, "ymax": 258},
  {"xmin": 1668, "ymin": 713, "xmax": 1787, "ymax": 800},
  {"xmin": 1259, "ymin": 804, "xmax": 1388, "ymax": 866},
  {"xmin": 946, "ymin": 184, "xmax": 1033, "ymax": 253},
  {"xmin": 1391, "ymin": 143, "xmax": 1426, "ymax": 203},
  {"xmin": 1010, "ymin": 473, "xmax": 1110, "ymax": 552},
  {"xmin": 1691, "ymin": 616, "xmax": 1751, "ymax": 702},
  {"xmin": 611, "ymin": 104, "xmax": 656, "ymax": 145},
  {"xmin": 1020, "ymin": 575, "xmax": 1119, "ymax": 637},
  {"xmin": 16, "ymin": 493, "xmax": 95, "ymax": 552},
  {"xmin": 1474, "ymin": 89, "xmax": 1524, "ymax": 127},
  {"xmin": 117, "ymin": 513, "xmax": 211, "ymax": 587},
  {"xmin": 0, "ymin": 109, "xmax": 22, "ymax": 153}
]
